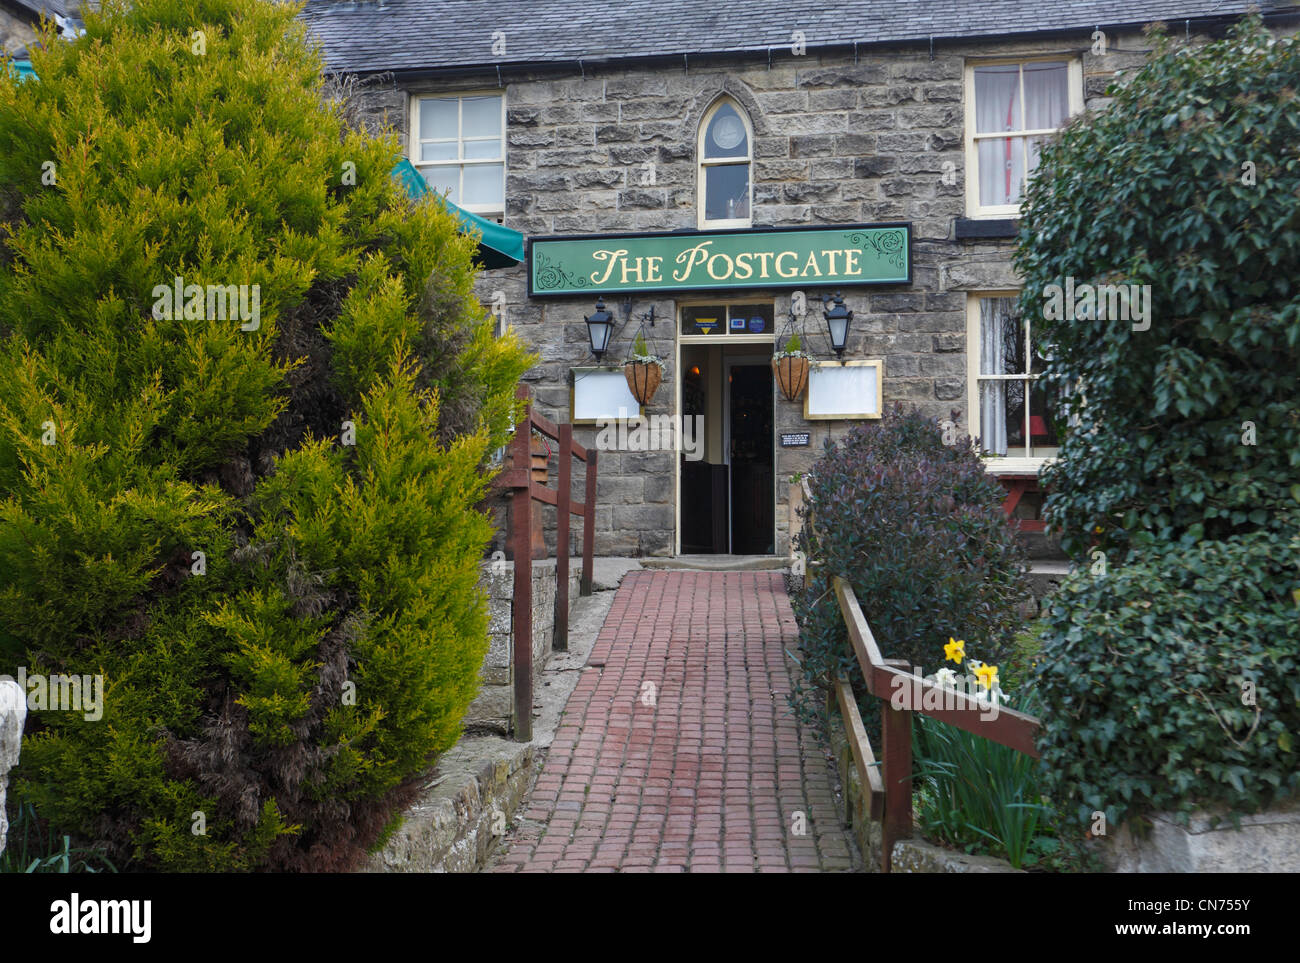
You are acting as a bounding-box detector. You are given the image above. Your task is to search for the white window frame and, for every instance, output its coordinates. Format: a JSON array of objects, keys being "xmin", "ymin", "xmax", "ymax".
[
  {"xmin": 963, "ymin": 57, "xmax": 1083, "ymax": 218},
  {"xmin": 410, "ymin": 91, "xmax": 507, "ymax": 218},
  {"xmin": 965, "ymin": 292, "xmax": 1060, "ymax": 473},
  {"xmin": 697, "ymin": 97, "xmax": 753, "ymax": 230}
]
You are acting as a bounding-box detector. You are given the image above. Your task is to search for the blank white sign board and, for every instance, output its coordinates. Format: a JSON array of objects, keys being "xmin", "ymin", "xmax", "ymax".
[
  {"xmin": 804, "ymin": 360, "xmax": 883, "ymax": 420},
  {"xmin": 571, "ymin": 367, "xmax": 642, "ymax": 424}
]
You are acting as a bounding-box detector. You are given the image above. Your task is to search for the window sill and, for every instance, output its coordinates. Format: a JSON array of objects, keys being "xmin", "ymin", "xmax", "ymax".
[{"xmin": 980, "ymin": 456, "xmax": 1055, "ymax": 475}]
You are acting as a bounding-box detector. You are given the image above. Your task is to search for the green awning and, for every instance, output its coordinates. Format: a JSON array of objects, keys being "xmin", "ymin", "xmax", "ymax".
[
  {"xmin": 391, "ymin": 159, "xmax": 524, "ymax": 269},
  {"xmin": 7, "ymin": 60, "xmax": 37, "ymax": 82}
]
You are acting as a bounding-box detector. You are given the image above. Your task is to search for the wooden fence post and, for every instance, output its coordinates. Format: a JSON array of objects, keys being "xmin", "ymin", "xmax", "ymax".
[
  {"xmin": 581, "ymin": 449, "xmax": 596, "ymax": 596},
  {"xmin": 554, "ymin": 424, "xmax": 572, "ymax": 652},
  {"xmin": 511, "ymin": 387, "xmax": 534, "ymax": 742},
  {"xmin": 880, "ymin": 658, "xmax": 912, "ymax": 872}
]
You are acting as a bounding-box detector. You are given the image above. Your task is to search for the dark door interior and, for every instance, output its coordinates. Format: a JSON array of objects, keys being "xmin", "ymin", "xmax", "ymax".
[{"xmin": 729, "ymin": 364, "xmax": 774, "ymax": 554}]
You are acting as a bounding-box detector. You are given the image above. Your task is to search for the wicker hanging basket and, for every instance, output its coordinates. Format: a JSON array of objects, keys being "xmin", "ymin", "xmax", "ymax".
[
  {"xmin": 624, "ymin": 360, "xmax": 663, "ymax": 405},
  {"xmin": 771, "ymin": 354, "xmax": 811, "ymax": 402}
]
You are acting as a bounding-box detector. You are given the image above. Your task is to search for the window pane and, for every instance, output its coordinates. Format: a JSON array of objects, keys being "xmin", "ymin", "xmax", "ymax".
[
  {"xmin": 463, "ymin": 139, "xmax": 502, "ymax": 160},
  {"xmin": 682, "ymin": 305, "xmax": 726, "ymax": 335},
  {"xmin": 979, "ymin": 298, "xmax": 1025, "ymax": 375},
  {"xmin": 420, "ymin": 141, "xmax": 458, "ymax": 162},
  {"xmin": 729, "ymin": 303, "xmax": 772, "ymax": 335},
  {"xmin": 421, "ymin": 166, "xmax": 458, "ymax": 204},
  {"xmin": 975, "ymin": 64, "xmax": 1021, "ymax": 133},
  {"xmin": 978, "ymin": 380, "xmax": 1025, "ymax": 456},
  {"xmin": 1023, "ymin": 61, "xmax": 1069, "ymax": 130},
  {"xmin": 419, "ymin": 97, "xmax": 459, "ymax": 140},
  {"xmin": 704, "ymin": 163, "xmax": 750, "ymax": 221},
  {"xmin": 462, "ymin": 95, "xmax": 502, "ymax": 138},
  {"xmin": 462, "ymin": 163, "xmax": 504, "ymax": 207},
  {"xmin": 1025, "ymin": 134, "xmax": 1047, "ymax": 183},
  {"xmin": 977, "ymin": 136, "xmax": 1026, "ymax": 207},
  {"xmin": 1028, "ymin": 377, "xmax": 1062, "ymax": 450},
  {"xmin": 704, "ymin": 103, "xmax": 748, "ymax": 159}
]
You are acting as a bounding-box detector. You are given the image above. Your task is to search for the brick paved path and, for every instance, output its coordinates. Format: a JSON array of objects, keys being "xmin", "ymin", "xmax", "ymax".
[{"xmin": 488, "ymin": 570, "xmax": 857, "ymax": 873}]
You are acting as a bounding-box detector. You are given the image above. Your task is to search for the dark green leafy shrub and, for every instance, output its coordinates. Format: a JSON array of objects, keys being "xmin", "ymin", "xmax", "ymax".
[
  {"xmin": 1034, "ymin": 526, "xmax": 1300, "ymax": 828},
  {"xmin": 790, "ymin": 404, "xmax": 1030, "ymax": 724},
  {"xmin": 0, "ymin": 0, "xmax": 531, "ymax": 871},
  {"xmin": 1014, "ymin": 15, "xmax": 1300, "ymax": 560},
  {"xmin": 1015, "ymin": 15, "xmax": 1300, "ymax": 825}
]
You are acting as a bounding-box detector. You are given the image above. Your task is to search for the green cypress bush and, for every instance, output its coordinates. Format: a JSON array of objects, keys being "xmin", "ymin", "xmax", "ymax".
[{"xmin": 0, "ymin": 0, "xmax": 531, "ymax": 870}]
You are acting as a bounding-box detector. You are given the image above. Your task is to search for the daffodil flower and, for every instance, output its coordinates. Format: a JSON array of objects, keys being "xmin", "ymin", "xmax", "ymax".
[
  {"xmin": 944, "ymin": 637, "xmax": 965, "ymax": 665},
  {"xmin": 935, "ymin": 667, "xmax": 959, "ymax": 689},
  {"xmin": 974, "ymin": 663, "xmax": 999, "ymax": 691}
]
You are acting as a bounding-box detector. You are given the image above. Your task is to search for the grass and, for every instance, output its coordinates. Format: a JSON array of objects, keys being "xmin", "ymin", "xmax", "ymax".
[{"xmin": 0, "ymin": 801, "xmax": 117, "ymax": 874}]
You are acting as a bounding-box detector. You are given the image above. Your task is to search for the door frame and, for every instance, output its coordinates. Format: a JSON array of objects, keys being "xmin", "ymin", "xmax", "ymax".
[{"xmin": 673, "ymin": 298, "xmax": 775, "ymax": 556}]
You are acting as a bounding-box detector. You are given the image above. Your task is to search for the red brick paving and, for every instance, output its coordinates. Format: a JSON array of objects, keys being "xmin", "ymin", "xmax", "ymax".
[{"xmin": 487, "ymin": 570, "xmax": 857, "ymax": 873}]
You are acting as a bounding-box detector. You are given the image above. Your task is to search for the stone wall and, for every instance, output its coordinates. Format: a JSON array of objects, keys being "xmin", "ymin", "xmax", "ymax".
[
  {"xmin": 467, "ymin": 557, "xmax": 583, "ymax": 734},
  {"xmin": 346, "ymin": 29, "xmax": 1163, "ymax": 556}
]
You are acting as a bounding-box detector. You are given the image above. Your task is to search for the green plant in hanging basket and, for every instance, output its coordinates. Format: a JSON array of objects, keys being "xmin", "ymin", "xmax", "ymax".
[
  {"xmin": 624, "ymin": 332, "xmax": 664, "ymax": 404},
  {"xmin": 772, "ymin": 330, "xmax": 811, "ymax": 401}
]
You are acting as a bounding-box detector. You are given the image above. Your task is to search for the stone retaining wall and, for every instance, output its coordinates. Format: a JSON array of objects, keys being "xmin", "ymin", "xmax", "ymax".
[{"xmin": 467, "ymin": 558, "xmax": 583, "ymax": 734}]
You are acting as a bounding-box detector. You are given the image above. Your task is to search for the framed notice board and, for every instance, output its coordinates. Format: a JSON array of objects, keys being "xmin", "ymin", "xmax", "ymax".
[
  {"xmin": 570, "ymin": 367, "xmax": 643, "ymax": 425},
  {"xmin": 804, "ymin": 360, "xmax": 883, "ymax": 420}
]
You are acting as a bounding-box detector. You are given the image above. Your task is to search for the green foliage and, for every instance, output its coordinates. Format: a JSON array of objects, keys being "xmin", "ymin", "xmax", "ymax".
[
  {"xmin": 1014, "ymin": 15, "xmax": 1300, "ymax": 560},
  {"xmin": 0, "ymin": 801, "xmax": 117, "ymax": 873},
  {"xmin": 914, "ymin": 688, "xmax": 1050, "ymax": 869},
  {"xmin": 1033, "ymin": 528, "xmax": 1300, "ymax": 829},
  {"xmin": 783, "ymin": 330, "xmax": 802, "ymax": 353},
  {"xmin": 0, "ymin": 0, "xmax": 532, "ymax": 871},
  {"xmin": 1015, "ymin": 15, "xmax": 1300, "ymax": 826},
  {"xmin": 790, "ymin": 404, "xmax": 1030, "ymax": 727}
]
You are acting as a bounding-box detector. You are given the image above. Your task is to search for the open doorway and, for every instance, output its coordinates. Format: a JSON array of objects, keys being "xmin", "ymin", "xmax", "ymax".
[
  {"xmin": 725, "ymin": 358, "xmax": 775, "ymax": 554},
  {"xmin": 678, "ymin": 332, "xmax": 775, "ymax": 555}
]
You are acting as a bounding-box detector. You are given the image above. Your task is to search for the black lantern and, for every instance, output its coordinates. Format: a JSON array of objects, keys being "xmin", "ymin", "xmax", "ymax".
[
  {"xmin": 822, "ymin": 291, "xmax": 853, "ymax": 359},
  {"xmin": 584, "ymin": 298, "xmax": 615, "ymax": 360}
]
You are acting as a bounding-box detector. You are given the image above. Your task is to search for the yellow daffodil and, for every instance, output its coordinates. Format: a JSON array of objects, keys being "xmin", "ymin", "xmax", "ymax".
[
  {"xmin": 974, "ymin": 663, "xmax": 999, "ymax": 691},
  {"xmin": 944, "ymin": 637, "xmax": 965, "ymax": 665}
]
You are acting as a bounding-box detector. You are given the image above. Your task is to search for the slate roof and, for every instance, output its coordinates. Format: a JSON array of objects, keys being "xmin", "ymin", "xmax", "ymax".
[{"xmin": 301, "ymin": 0, "xmax": 1287, "ymax": 75}]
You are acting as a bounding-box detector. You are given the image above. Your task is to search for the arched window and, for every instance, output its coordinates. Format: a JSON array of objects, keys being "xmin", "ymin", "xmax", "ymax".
[{"xmin": 698, "ymin": 98, "xmax": 752, "ymax": 228}]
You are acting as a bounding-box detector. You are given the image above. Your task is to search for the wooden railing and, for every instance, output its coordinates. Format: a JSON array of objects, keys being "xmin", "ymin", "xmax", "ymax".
[
  {"xmin": 831, "ymin": 575, "xmax": 1042, "ymax": 871},
  {"xmin": 497, "ymin": 384, "xmax": 597, "ymax": 742}
]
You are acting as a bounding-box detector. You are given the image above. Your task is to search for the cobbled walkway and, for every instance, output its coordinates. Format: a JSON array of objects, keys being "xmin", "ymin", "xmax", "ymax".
[{"xmin": 488, "ymin": 570, "xmax": 857, "ymax": 873}]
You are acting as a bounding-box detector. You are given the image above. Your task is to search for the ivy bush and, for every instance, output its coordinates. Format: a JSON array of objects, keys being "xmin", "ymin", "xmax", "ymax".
[
  {"xmin": 790, "ymin": 404, "xmax": 1030, "ymax": 725},
  {"xmin": 0, "ymin": 0, "xmax": 531, "ymax": 870},
  {"xmin": 1016, "ymin": 15, "xmax": 1300, "ymax": 826},
  {"xmin": 1033, "ymin": 527, "xmax": 1300, "ymax": 828},
  {"xmin": 1014, "ymin": 16, "xmax": 1300, "ymax": 560}
]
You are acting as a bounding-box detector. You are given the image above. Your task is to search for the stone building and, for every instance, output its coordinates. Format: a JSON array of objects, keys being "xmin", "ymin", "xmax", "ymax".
[{"xmin": 302, "ymin": 0, "xmax": 1282, "ymax": 558}]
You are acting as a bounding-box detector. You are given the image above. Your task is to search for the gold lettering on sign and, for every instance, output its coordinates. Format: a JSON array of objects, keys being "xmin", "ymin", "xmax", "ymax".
[
  {"xmin": 673, "ymin": 241, "xmax": 713, "ymax": 282},
  {"xmin": 590, "ymin": 249, "xmax": 629, "ymax": 286},
  {"xmin": 775, "ymin": 251, "xmax": 798, "ymax": 278}
]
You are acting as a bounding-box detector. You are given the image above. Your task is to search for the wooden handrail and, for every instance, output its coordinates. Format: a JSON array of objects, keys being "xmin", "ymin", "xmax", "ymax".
[
  {"xmin": 502, "ymin": 384, "xmax": 597, "ymax": 741},
  {"xmin": 830, "ymin": 574, "xmax": 1043, "ymax": 870}
]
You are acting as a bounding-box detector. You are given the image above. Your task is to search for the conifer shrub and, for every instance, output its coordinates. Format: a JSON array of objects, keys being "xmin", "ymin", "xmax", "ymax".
[
  {"xmin": 790, "ymin": 405, "xmax": 1030, "ymax": 725},
  {"xmin": 0, "ymin": 0, "xmax": 531, "ymax": 870}
]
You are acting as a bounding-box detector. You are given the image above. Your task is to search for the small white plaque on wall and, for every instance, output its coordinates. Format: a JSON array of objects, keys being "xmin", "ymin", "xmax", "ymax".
[
  {"xmin": 803, "ymin": 360, "xmax": 883, "ymax": 420},
  {"xmin": 570, "ymin": 367, "xmax": 643, "ymax": 425}
]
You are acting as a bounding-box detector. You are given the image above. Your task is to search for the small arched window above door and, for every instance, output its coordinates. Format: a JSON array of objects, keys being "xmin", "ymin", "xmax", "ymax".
[{"xmin": 698, "ymin": 98, "xmax": 753, "ymax": 229}]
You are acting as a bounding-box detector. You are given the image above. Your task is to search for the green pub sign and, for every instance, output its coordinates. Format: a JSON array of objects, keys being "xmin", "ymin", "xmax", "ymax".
[{"xmin": 528, "ymin": 223, "xmax": 911, "ymax": 296}]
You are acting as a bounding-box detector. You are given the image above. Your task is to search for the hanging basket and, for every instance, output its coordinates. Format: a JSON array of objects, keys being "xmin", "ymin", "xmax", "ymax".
[
  {"xmin": 624, "ymin": 360, "xmax": 663, "ymax": 405},
  {"xmin": 771, "ymin": 354, "xmax": 811, "ymax": 402}
]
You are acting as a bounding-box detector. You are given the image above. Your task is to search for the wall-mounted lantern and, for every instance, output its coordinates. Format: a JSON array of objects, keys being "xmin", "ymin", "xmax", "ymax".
[
  {"xmin": 822, "ymin": 291, "xmax": 853, "ymax": 360},
  {"xmin": 584, "ymin": 298, "xmax": 615, "ymax": 360}
]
